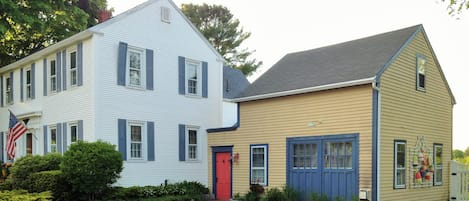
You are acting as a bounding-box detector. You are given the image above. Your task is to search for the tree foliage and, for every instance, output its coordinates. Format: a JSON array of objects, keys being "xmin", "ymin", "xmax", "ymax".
[
  {"xmin": 60, "ymin": 141, "xmax": 123, "ymax": 200},
  {"xmin": 443, "ymin": 0, "xmax": 469, "ymax": 16},
  {"xmin": 181, "ymin": 3, "xmax": 262, "ymax": 76},
  {"xmin": 0, "ymin": 0, "xmax": 111, "ymax": 67}
]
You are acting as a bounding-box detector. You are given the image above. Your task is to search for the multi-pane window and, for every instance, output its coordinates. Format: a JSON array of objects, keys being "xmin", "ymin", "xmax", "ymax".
[
  {"xmin": 130, "ymin": 124, "xmax": 143, "ymax": 159},
  {"xmin": 185, "ymin": 61, "xmax": 200, "ymax": 95},
  {"xmin": 50, "ymin": 60, "xmax": 57, "ymax": 92},
  {"xmin": 394, "ymin": 141, "xmax": 406, "ymax": 189},
  {"xmin": 293, "ymin": 143, "xmax": 317, "ymax": 169},
  {"xmin": 417, "ymin": 55, "xmax": 426, "ymax": 90},
  {"xmin": 50, "ymin": 127, "xmax": 57, "ymax": 153},
  {"xmin": 70, "ymin": 51, "xmax": 78, "ymax": 86},
  {"xmin": 187, "ymin": 128, "xmax": 198, "ymax": 160},
  {"xmin": 25, "ymin": 69, "xmax": 32, "ymax": 100},
  {"xmin": 128, "ymin": 48, "xmax": 143, "ymax": 88},
  {"xmin": 70, "ymin": 124, "xmax": 78, "ymax": 144},
  {"xmin": 324, "ymin": 142, "xmax": 352, "ymax": 169},
  {"xmin": 434, "ymin": 144, "xmax": 443, "ymax": 185},
  {"xmin": 251, "ymin": 145, "xmax": 268, "ymax": 185},
  {"xmin": 5, "ymin": 77, "xmax": 12, "ymax": 104}
]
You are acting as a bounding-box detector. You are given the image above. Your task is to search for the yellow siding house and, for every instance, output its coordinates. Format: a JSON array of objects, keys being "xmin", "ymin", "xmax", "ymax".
[{"xmin": 207, "ymin": 25, "xmax": 455, "ymax": 201}]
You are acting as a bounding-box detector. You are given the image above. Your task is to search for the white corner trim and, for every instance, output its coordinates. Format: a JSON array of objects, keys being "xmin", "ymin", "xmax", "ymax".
[{"xmin": 232, "ymin": 77, "xmax": 376, "ymax": 102}]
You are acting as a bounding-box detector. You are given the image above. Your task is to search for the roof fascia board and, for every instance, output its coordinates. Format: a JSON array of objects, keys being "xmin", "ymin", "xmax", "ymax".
[
  {"xmin": 168, "ymin": 0, "xmax": 225, "ymax": 62},
  {"xmin": 232, "ymin": 77, "xmax": 375, "ymax": 102},
  {"xmin": 0, "ymin": 30, "xmax": 95, "ymax": 73},
  {"xmin": 375, "ymin": 25, "xmax": 422, "ymax": 85},
  {"xmin": 419, "ymin": 28, "xmax": 456, "ymax": 105}
]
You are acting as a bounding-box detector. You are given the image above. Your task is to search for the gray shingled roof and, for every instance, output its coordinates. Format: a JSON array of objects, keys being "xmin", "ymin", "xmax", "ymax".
[
  {"xmin": 223, "ymin": 66, "xmax": 250, "ymax": 99},
  {"xmin": 237, "ymin": 25, "xmax": 421, "ymax": 99}
]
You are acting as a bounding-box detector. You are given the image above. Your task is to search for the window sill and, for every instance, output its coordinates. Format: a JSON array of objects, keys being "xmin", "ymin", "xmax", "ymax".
[
  {"xmin": 416, "ymin": 87, "xmax": 426, "ymax": 92},
  {"xmin": 184, "ymin": 94, "xmax": 202, "ymax": 99},
  {"xmin": 125, "ymin": 85, "xmax": 146, "ymax": 91},
  {"xmin": 127, "ymin": 159, "xmax": 148, "ymax": 163},
  {"xmin": 184, "ymin": 159, "xmax": 201, "ymax": 163}
]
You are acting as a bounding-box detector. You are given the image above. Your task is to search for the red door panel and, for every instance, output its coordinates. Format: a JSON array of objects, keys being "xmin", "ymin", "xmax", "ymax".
[{"xmin": 216, "ymin": 152, "xmax": 231, "ymax": 200}]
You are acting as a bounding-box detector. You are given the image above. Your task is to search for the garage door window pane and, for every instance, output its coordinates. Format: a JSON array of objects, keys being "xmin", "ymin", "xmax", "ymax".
[{"xmin": 325, "ymin": 142, "xmax": 353, "ymax": 169}]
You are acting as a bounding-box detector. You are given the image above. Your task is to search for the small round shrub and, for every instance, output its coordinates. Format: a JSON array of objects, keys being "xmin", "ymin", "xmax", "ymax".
[
  {"xmin": 9, "ymin": 153, "xmax": 62, "ymax": 190},
  {"xmin": 261, "ymin": 187, "xmax": 286, "ymax": 201},
  {"xmin": 29, "ymin": 170, "xmax": 62, "ymax": 193},
  {"xmin": 60, "ymin": 140, "xmax": 123, "ymax": 200}
]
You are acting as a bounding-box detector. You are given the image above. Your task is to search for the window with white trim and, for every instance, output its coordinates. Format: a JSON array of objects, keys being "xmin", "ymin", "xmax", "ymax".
[
  {"xmin": 416, "ymin": 55, "xmax": 426, "ymax": 91},
  {"xmin": 251, "ymin": 144, "xmax": 268, "ymax": 185},
  {"xmin": 50, "ymin": 126, "xmax": 57, "ymax": 153},
  {"xmin": 127, "ymin": 47, "xmax": 145, "ymax": 88},
  {"xmin": 5, "ymin": 76, "xmax": 12, "ymax": 104},
  {"xmin": 434, "ymin": 144, "xmax": 443, "ymax": 186},
  {"xmin": 127, "ymin": 121, "xmax": 146, "ymax": 160},
  {"xmin": 161, "ymin": 6, "xmax": 171, "ymax": 23},
  {"xmin": 394, "ymin": 140, "xmax": 406, "ymax": 189},
  {"xmin": 25, "ymin": 68, "xmax": 32, "ymax": 100},
  {"xmin": 69, "ymin": 51, "xmax": 78, "ymax": 87},
  {"xmin": 185, "ymin": 61, "xmax": 201, "ymax": 96},
  {"xmin": 69, "ymin": 123, "xmax": 78, "ymax": 144},
  {"xmin": 49, "ymin": 59, "xmax": 57, "ymax": 93},
  {"xmin": 186, "ymin": 127, "xmax": 199, "ymax": 161}
]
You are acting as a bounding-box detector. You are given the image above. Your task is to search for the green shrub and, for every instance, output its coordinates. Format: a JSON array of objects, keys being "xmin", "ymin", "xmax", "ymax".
[
  {"xmin": 175, "ymin": 181, "xmax": 209, "ymax": 195},
  {"xmin": 60, "ymin": 141, "xmax": 123, "ymax": 200},
  {"xmin": 9, "ymin": 153, "xmax": 62, "ymax": 191},
  {"xmin": 29, "ymin": 170, "xmax": 62, "ymax": 194},
  {"xmin": 310, "ymin": 192, "xmax": 328, "ymax": 201},
  {"xmin": 261, "ymin": 188, "xmax": 286, "ymax": 201},
  {"xmin": 282, "ymin": 186, "xmax": 300, "ymax": 201},
  {"xmin": 0, "ymin": 179, "xmax": 13, "ymax": 191},
  {"xmin": 0, "ymin": 190, "xmax": 52, "ymax": 201}
]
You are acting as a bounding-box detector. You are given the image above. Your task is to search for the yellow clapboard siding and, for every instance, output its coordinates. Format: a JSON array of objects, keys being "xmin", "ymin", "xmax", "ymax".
[
  {"xmin": 208, "ymin": 85, "xmax": 373, "ymax": 196},
  {"xmin": 379, "ymin": 31, "xmax": 453, "ymax": 201}
]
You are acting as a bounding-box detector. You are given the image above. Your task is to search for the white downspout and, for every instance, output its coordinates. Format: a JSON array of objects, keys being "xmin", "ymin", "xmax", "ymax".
[{"xmin": 372, "ymin": 80, "xmax": 381, "ymax": 201}]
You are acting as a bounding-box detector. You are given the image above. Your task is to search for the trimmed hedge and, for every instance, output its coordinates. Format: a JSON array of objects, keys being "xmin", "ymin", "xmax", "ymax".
[
  {"xmin": 29, "ymin": 170, "xmax": 62, "ymax": 194},
  {"xmin": 0, "ymin": 190, "xmax": 52, "ymax": 201},
  {"xmin": 9, "ymin": 153, "xmax": 62, "ymax": 191}
]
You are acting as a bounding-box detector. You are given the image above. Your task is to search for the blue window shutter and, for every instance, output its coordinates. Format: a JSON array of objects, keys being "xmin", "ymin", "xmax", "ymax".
[
  {"xmin": 62, "ymin": 49, "xmax": 67, "ymax": 90},
  {"xmin": 31, "ymin": 63, "xmax": 36, "ymax": 99},
  {"xmin": 178, "ymin": 56, "xmax": 185, "ymax": 95},
  {"xmin": 20, "ymin": 68, "xmax": 24, "ymax": 102},
  {"xmin": 9, "ymin": 72, "xmax": 13, "ymax": 103},
  {"xmin": 56, "ymin": 52, "xmax": 62, "ymax": 92},
  {"xmin": 147, "ymin": 121, "xmax": 155, "ymax": 161},
  {"xmin": 57, "ymin": 123, "xmax": 62, "ymax": 153},
  {"xmin": 78, "ymin": 120, "xmax": 84, "ymax": 140},
  {"xmin": 178, "ymin": 124, "xmax": 185, "ymax": 161},
  {"xmin": 43, "ymin": 59, "xmax": 47, "ymax": 96},
  {"xmin": 62, "ymin": 122, "xmax": 67, "ymax": 153},
  {"xmin": 1, "ymin": 76, "xmax": 3, "ymax": 107},
  {"xmin": 0, "ymin": 132, "xmax": 4, "ymax": 162},
  {"xmin": 202, "ymin": 61, "xmax": 208, "ymax": 98},
  {"xmin": 77, "ymin": 42, "xmax": 83, "ymax": 86},
  {"xmin": 43, "ymin": 125, "xmax": 48, "ymax": 154},
  {"xmin": 118, "ymin": 119, "xmax": 127, "ymax": 161},
  {"xmin": 146, "ymin": 49, "xmax": 154, "ymax": 90},
  {"xmin": 117, "ymin": 42, "xmax": 128, "ymax": 86}
]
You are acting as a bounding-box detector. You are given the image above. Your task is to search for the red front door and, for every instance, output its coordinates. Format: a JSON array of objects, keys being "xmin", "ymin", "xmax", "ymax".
[{"xmin": 216, "ymin": 152, "xmax": 231, "ymax": 200}]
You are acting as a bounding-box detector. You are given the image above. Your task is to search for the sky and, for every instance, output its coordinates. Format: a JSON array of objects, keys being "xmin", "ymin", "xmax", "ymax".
[{"xmin": 108, "ymin": 0, "xmax": 469, "ymax": 150}]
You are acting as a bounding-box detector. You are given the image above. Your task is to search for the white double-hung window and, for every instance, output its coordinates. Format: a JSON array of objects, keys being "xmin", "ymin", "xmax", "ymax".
[
  {"xmin": 186, "ymin": 127, "xmax": 199, "ymax": 161},
  {"xmin": 49, "ymin": 60, "xmax": 57, "ymax": 93},
  {"xmin": 394, "ymin": 140, "xmax": 406, "ymax": 189},
  {"xmin": 5, "ymin": 76, "xmax": 12, "ymax": 104},
  {"xmin": 185, "ymin": 61, "xmax": 201, "ymax": 96},
  {"xmin": 25, "ymin": 68, "xmax": 32, "ymax": 100},
  {"xmin": 69, "ymin": 51, "xmax": 78, "ymax": 87},
  {"xmin": 127, "ymin": 121, "xmax": 146, "ymax": 160},
  {"xmin": 50, "ymin": 126, "xmax": 57, "ymax": 153},
  {"xmin": 434, "ymin": 144, "xmax": 443, "ymax": 186},
  {"xmin": 251, "ymin": 144, "xmax": 268, "ymax": 185},
  {"xmin": 127, "ymin": 47, "xmax": 145, "ymax": 88}
]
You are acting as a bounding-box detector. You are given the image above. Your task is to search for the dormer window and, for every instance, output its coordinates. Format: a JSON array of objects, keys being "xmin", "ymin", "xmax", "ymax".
[{"xmin": 416, "ymin": 55, "xmax": 426, "ymax": 91}]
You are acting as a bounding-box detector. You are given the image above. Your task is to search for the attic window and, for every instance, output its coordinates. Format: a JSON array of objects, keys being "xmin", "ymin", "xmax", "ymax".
[
  {"xmin": 416, "ymin": 55, "xmax": 426, "ymax": 91},
  {"xmin": 161, "ymin": 6, "xmax": 170, "ymax": 23}
]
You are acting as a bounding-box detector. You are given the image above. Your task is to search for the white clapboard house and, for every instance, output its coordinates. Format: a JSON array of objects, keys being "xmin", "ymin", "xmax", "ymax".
[{"xmin": 0, "ymin": 0, "xmax": 245, "ymax": 186}]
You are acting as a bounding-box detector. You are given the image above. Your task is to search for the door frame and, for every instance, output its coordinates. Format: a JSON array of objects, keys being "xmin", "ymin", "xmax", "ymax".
[
  {"xmin": 212, "ymin": 146, "xmax": 233, "ymax": 199},
  {"xmin": 286, "ymin": 133, "xmax": 359, "ymax": 199}
]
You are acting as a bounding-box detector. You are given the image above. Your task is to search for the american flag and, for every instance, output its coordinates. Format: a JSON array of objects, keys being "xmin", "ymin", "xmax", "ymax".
[{"xmin": 6, "ymin": 111, "xmax": 28, "ymax": 159}]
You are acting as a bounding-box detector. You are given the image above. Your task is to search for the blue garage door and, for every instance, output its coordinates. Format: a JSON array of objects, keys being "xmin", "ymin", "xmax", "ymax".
[{"xmin": 287, "ymin": 134, "xmax": 358, "ymax": 200}]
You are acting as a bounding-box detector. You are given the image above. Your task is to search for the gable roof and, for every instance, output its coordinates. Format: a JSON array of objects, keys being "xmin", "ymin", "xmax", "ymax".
[
  {"xmin": 223, "ymin": 66, "xmax": 250, "ymax": 99},
  {"xmin": 0, "ymin": 0, "xmax": 224, "ymax": 72},
  {"xmin": 234, "ymin": 25, "xmax": 454, "ymax": 104}
]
